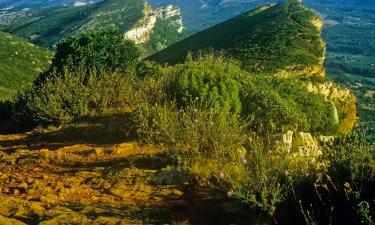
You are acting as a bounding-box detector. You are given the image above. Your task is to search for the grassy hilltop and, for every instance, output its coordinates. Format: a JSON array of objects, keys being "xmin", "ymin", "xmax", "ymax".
[{"xmin": 149, "ymin": 0, "xmax": 325, "ymax": 77}]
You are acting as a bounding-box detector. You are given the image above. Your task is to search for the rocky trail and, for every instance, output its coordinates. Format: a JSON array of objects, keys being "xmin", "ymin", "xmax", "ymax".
[{"xmin": 0, "ymin": 116, "xmax": 246, "ymax": 225}]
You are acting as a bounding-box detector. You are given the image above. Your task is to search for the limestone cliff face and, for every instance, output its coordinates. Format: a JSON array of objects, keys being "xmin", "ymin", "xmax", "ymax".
[
  {"xmin": 275, "ymin": 15, "xmax": 325, "ymax": 78},
  {"xmin": 124, "ymin": 3, "xmax": 184, "ymax": 44},
  {"xmin": 124, "ymin": 3, "xmax": 157, "ymax": 44},
  {"xmin": 156, "ymin": 5, "xmax": 184, "ymax": 33},
  {"xmin": 281, "ymin": 11, "xmax": 357, "ymax": 134},
  {"xmin": 307, "ymin": 81, "xmax": 357, "ymax": 134}
]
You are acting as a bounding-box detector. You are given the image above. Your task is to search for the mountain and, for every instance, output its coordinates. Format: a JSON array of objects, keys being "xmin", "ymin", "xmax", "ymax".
[
  {"xmin": 149, "ymin": 0, "xmax": 357, "ymax": 134},
  {"xmin": 0, "ymin": 32, "xmax": 52, "ymax": 101},
  {"xmin": 0, "ymin": 0, "xmax": 103, "ymax": 9},
  {"xmin": 0, "ymin": 0, "xmax": 189, "ymax": 55},
  {"xmin": 149, "ymin": 0, "xmax": 325, "ymax": 77},
  {"xmin": 148, "ymin": 0, "xmax": 276, "ymax": 31}
]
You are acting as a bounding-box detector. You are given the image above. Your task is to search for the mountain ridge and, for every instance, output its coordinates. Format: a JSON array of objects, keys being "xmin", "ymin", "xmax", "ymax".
[
  {"xmin": 149, "ymin": 0, "xmax": 325, "ymax": 77},
  {"xmin": 0, "ymin": 0, "xmax": 189, "ymax": 56}
]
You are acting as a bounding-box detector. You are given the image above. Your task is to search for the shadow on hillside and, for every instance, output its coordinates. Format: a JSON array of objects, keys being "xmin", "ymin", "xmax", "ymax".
[{"xmin": 0, "ymin": 113, "xmax": 135, "ymax": 151}]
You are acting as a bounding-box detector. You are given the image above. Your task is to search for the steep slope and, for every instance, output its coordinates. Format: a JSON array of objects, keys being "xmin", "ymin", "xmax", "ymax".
[
  {"xmin": 149, "ymin": 0, "xmax": 325, "ymax": 77},
  {"xmin": 0, "ymin": 0, "xmax": 189, "ymax": 55},
  {"xmin": 148, "ymin": 0, "xmax": 279, "ymax": 31},
  {"xmin": 0, "ymin": 32, "xmax": 52, "ymax": 101}
]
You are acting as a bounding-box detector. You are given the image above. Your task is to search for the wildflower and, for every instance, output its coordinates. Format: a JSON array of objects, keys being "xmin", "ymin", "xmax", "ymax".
[
  {"xmin": 227, "ymin": 190, "xmax": 234, "ymax": 198},
  {"xmin": 193, "ymin": 108, "xmax": 198, "ymax": 113},
  {"xmin": 274, "ymin": 140, "xmax": 280, "ymax": 145},
  {"xmin": 219, "ymin": 171, "xmax": 225, "ymax": 180},
  {"xmin": 268, "ymin": 149, "xmax": 272, "ymax": 154},
  {"xmin": 284, "ymin": 140, "xmax": 291, "ymax": 146},
  {"xmin": 284, "ymin": 170, "xmax": 289, "ymax": 176},
  {"xmin": 195, "ymin": 97, "xmax": 199, "ymax": 101},
  {"xmin": 241, "ymin": 156, "xmax": 248, "ymax": 164}
]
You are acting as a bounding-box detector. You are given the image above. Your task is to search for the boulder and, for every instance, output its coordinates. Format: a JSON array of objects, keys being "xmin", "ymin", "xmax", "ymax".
[{"xmin": 0, "ymin": 215, "xmax": 26, "ymax": 225}]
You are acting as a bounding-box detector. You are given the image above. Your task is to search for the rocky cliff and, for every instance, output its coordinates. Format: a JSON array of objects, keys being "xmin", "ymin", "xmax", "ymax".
[
  {"xmin": 124, "ymin": 3, "xmax": 157, "ymax": 44},
  {"xmin": 307, "ymin": 81, "xmax": 357, "ymax": 134},
  {"xmin": 124, "ymin": 3, "xmax": 184, "ymax": 44},
  {"xmin": 0, "ymin": 0, "xmax": 185, "ymax": 55}
]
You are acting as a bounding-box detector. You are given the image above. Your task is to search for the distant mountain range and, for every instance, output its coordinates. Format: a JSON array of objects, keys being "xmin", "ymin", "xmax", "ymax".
[
  {"xmin": 0, "ymin": 0, "xmax": 103, "ymax": 9},
  {"xmin": 0, "ymin": 0, "xmax": 189, "ymax": 55}
]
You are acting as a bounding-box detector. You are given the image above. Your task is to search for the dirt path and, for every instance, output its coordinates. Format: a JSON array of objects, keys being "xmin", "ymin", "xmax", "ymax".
[{"xmin": 0, "ymin": 120, "xmax": 248, "ymax": 225}]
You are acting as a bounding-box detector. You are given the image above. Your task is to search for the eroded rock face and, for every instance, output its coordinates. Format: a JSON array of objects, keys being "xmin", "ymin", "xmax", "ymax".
[
  {"xmin": 307, "ymin": 81, "xmax": 357, "ymax": 134},
  {"xmin": 156, "ymin": 5, "xmax": 184, "ymax": 33},
  {"xmin": 124, "ymin": 3, "xmax": 157, "ymax": 44},
  {"xmin": 124, "ymin": 3, "xmax": 184, "ymax": 44}
]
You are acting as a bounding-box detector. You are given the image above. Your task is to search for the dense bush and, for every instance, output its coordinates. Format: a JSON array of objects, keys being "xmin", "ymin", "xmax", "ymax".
[
  {"xmin": 241, "ymin": 81, "xmax": 307, "ymax": 137},
  {"xmin": 324, "ymin": 132, "xmax": 375, "ymax": 186},
  {"xmin": 16, "ymin": 68, "xmax": 135, "ymax": 125},
  {"xmin": 166, "ymin": 55, "xmax": 243, "ymax": 115},
  {"xmin": 0, "ymin": 100, "xmax": 13, "ymax": 121},
  {"xmin": 240, "ymin": 76, "xmax": 339, "ymax": 137},
  {"xmin": 132, "ymin": 101, "xmax": 248, "ymax": 156},
  {"xmin": 35, "ymin": 28, "xmax": 140, "ymax": 86},
  {"xmin": 14, "ymin": 28, "xmax": 141, "ymax": 125},
  {"xmin": 272, "ymin": 78, "xmax": 339, "ymax": 135},
  {"xmin": 131, "ymin": 101, "xmax": 249, "ymax": 184}
]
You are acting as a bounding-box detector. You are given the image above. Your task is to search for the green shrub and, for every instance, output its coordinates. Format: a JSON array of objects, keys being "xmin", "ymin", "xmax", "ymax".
[
  {"xmin": 224, "ymin": 135, "xmax": 328, "ymax": 216},
  {"xmin": 240, "ymin": 76, "xmax": 339, "ymax": 137},
  {"xmin": 272, "ymin": 78, "xmax": 339, "ymax": 135},
  {"xmin": 14, "ymin": 28, "xmax": 141, "ymax": 126},
  {"xmin": 241, "ymin": 82, "xmax": 307, "ymax": 137},
  {"xmin": 35, "ymin": 28, "xmax": 140, "ymax": 86},
  {"xmin": 17, "ymin": 67, "xmax": 135, "ymax": 125},
  {"xmin": 132, "ymin": 102, "xmax": 247, "ymax": 156},
  {"xmin": 166, "ymin": 54, "xmax": 243, "ymax": 115},
  {"xmin": 132, "ymin": 101, "xmax": 249, "ymax": 184},
  {"xmin": 323, "ymin": 132, "xmax": 375, "ymax": 185}
]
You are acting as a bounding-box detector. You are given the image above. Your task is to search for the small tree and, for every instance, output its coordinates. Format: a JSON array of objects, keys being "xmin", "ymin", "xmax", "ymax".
[
  {"xmin": 16, "ymin": 28, "xmax": 141, "ymax": 125},
  {"xmin": 35, "ymin": 28, "xmax": 140, "ymax": 85}
]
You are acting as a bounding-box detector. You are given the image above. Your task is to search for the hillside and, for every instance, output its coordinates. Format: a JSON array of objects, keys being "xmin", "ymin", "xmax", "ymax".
[
  {"xmin": 0, "ymin": 32, "xmax": 52, "ymax": 101},
  {"xmin": 148, "ymin": 0, "xmax": 325, "ymax": 77},
  {"xmin": 149, "ymin": 0, "xmax": 357, "ymax": 134},
  {"xmin": 0, "ymin": 0, "xmax": 102, "ymax": 9},
  {"xmin": 148, "ymin": 0, "xmax": 279, "ymax": 31},
  {"xmin": 0, "ymin": 0, "xmax": 189, "ymax": 56}
]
